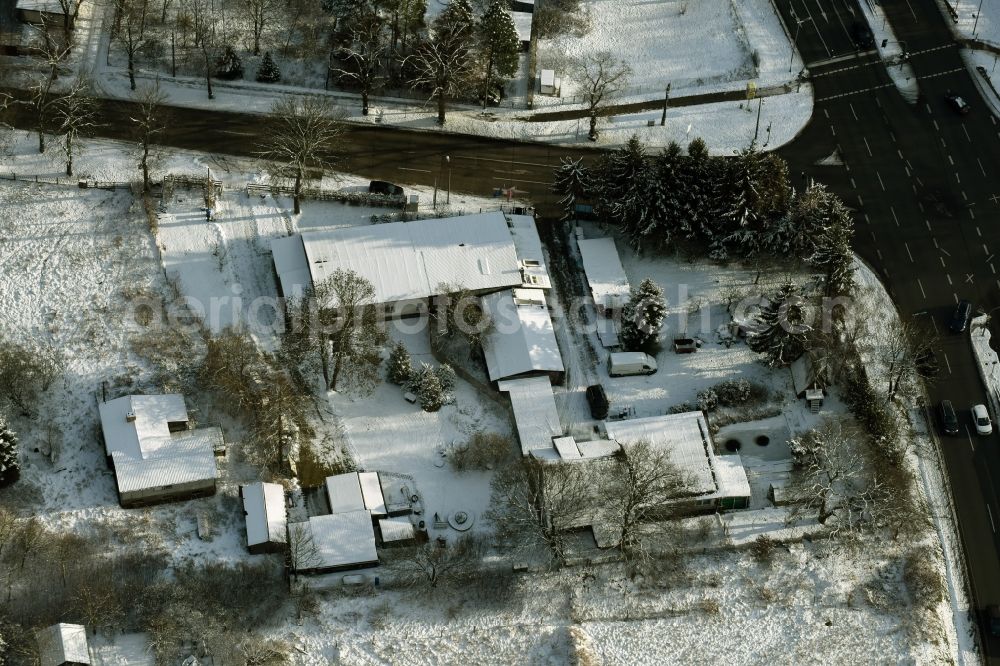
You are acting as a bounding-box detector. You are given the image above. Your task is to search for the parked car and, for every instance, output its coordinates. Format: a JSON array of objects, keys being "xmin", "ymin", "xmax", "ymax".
[
  {"xmin": 945, "ymin": 92, "xmax": 970, "ymax": 115},
  {"xmin": 949, "ymin": 300, "xmax": 973, "ymax": 333},
  {"xmin": 607, "ymin": 352, "xmax": 658, "ymax": 377},
  {"xmin": 915, "ymin": 350, "xmax": 940, "ymax": 378},
  {"xmin": 586, "ymin": 384, "xmax": 609, "ymax": 420},
  {"xmin": 940, "ymin": 400, "xmax": 960, "ymax": 435},
  {"xmin": 973, "ymin": 404, "xmax": 993, "ymax": 435},
  {"xmin": 851, "ymin": 21, "xmax": 875, "ymax": 49},
  {"xmin": 368, "ymin": 180, "xmax": 405, "ymax": 196}
]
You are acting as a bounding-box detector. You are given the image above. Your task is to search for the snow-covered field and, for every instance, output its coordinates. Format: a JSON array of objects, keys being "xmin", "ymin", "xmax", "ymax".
[{"xmin": 0, "ymin": 135, "xmax": 964, "ymax": 664}]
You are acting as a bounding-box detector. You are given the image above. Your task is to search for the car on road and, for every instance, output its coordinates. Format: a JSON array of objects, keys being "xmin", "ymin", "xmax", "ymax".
[
  {"xmin": 973, "ymin": 404, "xmax": 993, "ymax": 435},
  {"xmin": 586, "ymin": 384, "xmax": 609, "ymax": 420},
  {"xmin": 915, "ymin": 350, "xmax": 940, "ymax": 378},
  {"xmin": 940, "ymin": 400, "xmax": 960, "ymax": 435},
  {"xmin": 850, "ymin": 21, "xmax": 875, "ymax": 49},
  {"xmin": 945, "ymin": 92, "xmax": 970, "ymax": 115},
  {"xmin": 949, "ymin": 299, "xmax": 973, "ymax": 333},
  {"xmin": 368, "ymin": 180, "xmax": 405, "ymax": 197}
]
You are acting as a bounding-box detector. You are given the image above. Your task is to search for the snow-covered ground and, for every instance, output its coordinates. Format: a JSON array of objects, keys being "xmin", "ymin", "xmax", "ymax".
[
  {"xmin": 30, "ymin": 0, "xmax": 814, "ymax": 151},
  {"xmin": 0, "ymin": 134, "xmax": 964, "ymax": 664}
]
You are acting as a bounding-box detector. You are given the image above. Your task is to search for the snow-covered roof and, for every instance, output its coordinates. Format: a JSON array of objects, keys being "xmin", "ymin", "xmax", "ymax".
[
  {"xmin": 359, "ymin": 472, "xmax": 386, "ymax": 516},
  {"xmin": 604, "ymin": 412, "xmax": 718, "ymax": 495},
  {"xmin": 99, "ymin": 395, "xmax": 219, "ymax": 496},
  {"xmin": 507, "ymin": 214, "xmax": 551, "ymax": 289},
  {"xmin": 481, "ymin": 289, "xmax": 564, "ymax": 382},
  {"xmin": 540, "ymin": 69, "xmax": 555, "ymax": 87},
  {"xmin": 512, "ymin": 10, "xmax": 532, "ymax": 42},
  {"xmin": 577, "ymin": 237, "xmax": 631, "ymax": 311},
  {"xmin": 270, "ymin": 234, "xmax": 311, "ymax": 300},
  {"xmin": 305, "ymin": 511, "xmax": 378, "ymax": 570},
  {"xmin": 36, "ymin": 623, "xmax": 90, "ymax": 666},
  {"xmin": 715, "ymin": 454, "xmax": 752, "ymax": 499},
  {"xmin": 498, "ymin": 376, "xmax": 563, "ymax": 456},
  {"xmin": 532, "ymin": 436, "xmax": 620, "ymax": 462},
  {"xmin": 325, "ymin": 473, "xmax": 366, "ymax": 513},
  {"xmin": 284, "ymin": 212, "xmax": 523, "ymax": 306},
  {"xmin": 16, "ymin": 0, "xmax": 67, "ymax": 15},
  {"xmin": 242, "ymin": 482, "xmax": 287, "ymax": 548},
  {"xmin": 379, "ymin": 517, "xmax": 416, "ymax": 542}
]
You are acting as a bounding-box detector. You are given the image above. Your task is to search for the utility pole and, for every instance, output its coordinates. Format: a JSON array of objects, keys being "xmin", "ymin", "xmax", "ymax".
[
  {"xmin": 753, "ymin": 98, "xmax": 762, "ymax": 145},
  {"xmin": 445, "ymin": 155, "xmax": 451, "ymax": 204},
  {"xmin": 974, "ymin": 0, "xmax": 985, "ymax": 36},
  {"xmin": 660, "ymin": 83, "xmax": 671, "ymax": 126}
]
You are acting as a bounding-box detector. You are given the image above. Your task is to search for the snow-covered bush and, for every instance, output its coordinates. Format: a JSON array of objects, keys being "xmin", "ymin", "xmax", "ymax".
[
  {"xmin": 412, "ymin": 363, "xmax": 445, "ymax": 412},
  {"xmin": 667, "ymin": 401, "xmax": 697, "ymax": 414},
  {"xmin": 435, "ymin": 363, "xmax": 457, "ymax": 396},
  {"xmin": 695, "ymin": 389, "xmax": 718, "ymax": 412},
  {"xmin": 620, "ymin": 278, "xmax": 667, "ymax": 352},
  {"xmin": 216, "ymin": 46, "xmax": 244, "ymax": 80},
  {"xmin": 449, "ymin": 431, "xmax": 512, "ymax": 471},
  {"xmin": 714, "ymin": 378, "xmax": 752, "ymax": 405},
  {"xmin": 0, "ymin": 417, "xmax": 19, "ymax": 487},
  {"xmin": 748, "ymin": 534, "xmax": 776, "ymax": 563}
]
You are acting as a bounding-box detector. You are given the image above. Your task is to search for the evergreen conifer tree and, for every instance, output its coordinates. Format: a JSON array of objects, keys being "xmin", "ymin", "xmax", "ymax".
[
  {"xmin": 216, "ymin": 45, "xmax": 244, "ymax": 80},
  {"xmin": 415, "ymin": 363, "xmax": 445, "ymax": 412},
  {"xmin": 552, "ymin": 156, "xmax": 593, "ymax": 222},
  {"xmin": 747, "ymin": 282, "xmax": 809, "ymax": 367},
  {"xmin": 256, "ymin": 51, "xmax": 281, "ymax": 83},
  {"xmin": 0, "ymin": 417, "xmax": 20, "ymax": 488},
  {"xmin": 477, "ymin": 0, "xmax": 520, "ymax": 106},
  {"xmin": 387, "ymin": 341, "xmax": 413, "ymax": 385},
  {"xmin": 620, "ymin": 278, "xmax": 667, "ymax": 351}
]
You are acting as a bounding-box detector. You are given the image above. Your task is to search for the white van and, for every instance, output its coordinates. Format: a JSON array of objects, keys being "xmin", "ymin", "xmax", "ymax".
[{"xmin": 608, "ymin": 352, "xmax": 658, "ymax": 377}]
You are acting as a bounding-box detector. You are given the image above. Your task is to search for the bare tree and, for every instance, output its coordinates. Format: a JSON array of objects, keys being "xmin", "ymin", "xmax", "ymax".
[
  {"xmin": 115, "ymin": 0, "xmax": 150, "ymax": 91},
  {"xmin": 243, "ymin": 0, "xmax": 278, "ymax": 55},
  {"xmin": 27, "ymin": 21, "xmax": 73, "ymax": 153},
  {"xmin": 287, "ymin": 521, "xmax": 321, "ymax": 576},
  {"xmin": 52, "ymin": 76, "xmax": 98, "ymax": 176},
  {"xmin": 248, "ymin": 372, "xmax": 310, "ymax": 472},
  {"xmin": 598, "ymin": 440, "xmax": 692, "ymax": 558},
  {"xmin": 407, "ymin": 22, "xmax": 474, "ymax": 125},
  {"xmin": 259, "ymin": 95, "xmax": 343, "ymax": 214},
  {"xmin": 190, "ymin": 0, "xmax": 216, "ymax": 99},
  {"xmin": 571, "ymin": 51, "xmax": 631, "ymax": 141},
  {"xmin": 875, "ymin": 319, "xmax": 939, "ymax": 402},
  {"xmin": 0, "ymin": 337, "xmax": 60, "ymax": 417},
  {"xmin": 72, "ymin": 582, "xmax": 125, "ymax": 632},
  {"xmin": 789, "ymin": 417, "xmax": 882, "ymax": 536},
  {"xmin": 199, "ymin": 328, "xmax": 266, "ymax": 410},
  {"xmin": 333, "ymin": 13, "xmax": 387, "ymax": 116},
  {"xmin": 54, "ymin": 0, "xmax": 84, "ymax": 44},
  {"xmin": 314, "ymin": 269, "xmax": 387, "ymax": 393},
  {"xmin": 130, "ymin": 81, "xmax": 168, "ymax": 191},
  {"xmin": 391, "ymin": 535, "xmax": 483, "ymax": 587},
  {"xmin": 486, "ymin": 459, "xmax": 592, "ymax": 566}
]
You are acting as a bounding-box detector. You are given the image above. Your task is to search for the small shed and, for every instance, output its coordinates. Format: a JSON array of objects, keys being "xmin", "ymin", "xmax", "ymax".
[
  {"xmin": 37, "ymin": 623, "xmax": 90, "ymax": 666},
  {"xmin": 790, "ymin": 352, "xmax": 829, "ymax": 401},
  {"xmin": 241, "ymin": 482, "xmax": 287, "ymax": 554},
  {"xmin": 577, "ymin": 238, "xmax": 631, "ymax": 316},
  {"xmin": 379, "ymin": 517, "xmax": 417, "ymax": 546},
  {"xmin": 540, "ymin": 69, "xmax": 558, "ymax": 95}
]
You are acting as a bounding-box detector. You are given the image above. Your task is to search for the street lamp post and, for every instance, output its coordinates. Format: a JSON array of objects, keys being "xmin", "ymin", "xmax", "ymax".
[
  {"xmin": 445, "ymin": 155, "xmax": 451, "ymax": 205},
  {"xmin": 974, "ymin": 0, "xmax": 985, "ymax": 36}
]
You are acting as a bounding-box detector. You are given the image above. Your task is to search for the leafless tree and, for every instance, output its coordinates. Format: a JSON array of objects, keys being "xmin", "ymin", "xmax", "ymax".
[
  {"xmin": 199, "ymin": 328, "xmax": 266, "ymax": 410},
  {"xmin": 789, "ymin": 417, "xmax": 883, "ymax": 536},
  {"xmin": 314, "ymin": 269, "xmax": 387, "ymax": 392},
  {"xmin": 287, "ymin": 521, "xmax": 321, "ymax": 576},
  {"xmin": 875, "ymin": 319, "xmax": 939, "ymax": 402},
  {"xmin": 27, "ymin": 21, "xmax": 73, "ymax": 153},
  {"xmin": 73, "ymin": 582, "xmax": 125, "ymax": 632},
  {"xmin": 190, "ymin": 0, "xmax": 216, "ymax": 99},
  {"xmin": 0, "ymin": 337, "xmax": 60, "ymax": 417},
  {"xmin": 259, "ymin": 95, "xmax": 343, "ymax": 214},
  {"xmin": 248, "ymin": 372, "xmax": 310, "ymax": 472},
  {"xmin": 52, "ymin": 76, "xmax": 98, "ymax": 176},
  {"xmin": 391, "ymin": 535, "xmax": 484, "ymax": 587},
  {"xmin": 54, "ymin": 0, "xmax": 84, "ymax": 44},
  {"xmin": 333, "ymin": 14, "xmax": 387, "ymax": 116},
  {"xmin": 571, "ymin": 51, "xmax": 631, "ymax": 141},
  {"xmin": 407, "ymin": 22, "xmax": 474, "ymax": 125},
  {"xmin": 242, "ymin": 0, "xmax": 278, "ymax": 55},
  {"xmin": 130, "ymin": 81, "xmax": 168, "ymax": 191},
  {"xmin": 598, "ymin": 440, "xmax": 692, "ymax": 558},
  {"xmin": 115, "ymin": 0, "xmax": 150, "ymax": 91},
  {"xmin": 486, "ymin": 459, "xmax": 592, "ymax": 566}
]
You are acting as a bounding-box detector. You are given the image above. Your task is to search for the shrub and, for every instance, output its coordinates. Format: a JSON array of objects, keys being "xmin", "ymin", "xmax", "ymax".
[
  {"xmin": 216, "ymin": 46, "xmax": 243, "ymax": 80},
  {"xmin": 667, "ymin": 401, "xmax": 697, "ymax": 415},
  {"xmin": 713, "ymin": 378, "xmax": 762, "ymax": 406},
  {"xmin": 449, "ymin": 432, "xmax": 513, "ymax": 471},
  {"xmin": 696, "ymin": 389, "xmax": 719, "ymax": 412},
  {"xmin": 749, "ymin": 534, "xmax": 777, "ymax": 563},
  {"xmin": 412, "ymin": 364, "xmax": 444, "ymax": 412},
  {"xmin": 903, "ymin": 546, "xmax": 945, "ymax": 609},
  {"xmin": 386, "ymin": 342, "xmax": 413, "ymax": 385},
  {"xmin": 256, "ymin": 51, "xmax": 281, "ymax": 83}
]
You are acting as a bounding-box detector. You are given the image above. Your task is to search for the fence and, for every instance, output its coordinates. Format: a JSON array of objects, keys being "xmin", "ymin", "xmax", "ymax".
[{"xmin": 0, "ymin": 171, "xmax": 132, "ymax": 190}]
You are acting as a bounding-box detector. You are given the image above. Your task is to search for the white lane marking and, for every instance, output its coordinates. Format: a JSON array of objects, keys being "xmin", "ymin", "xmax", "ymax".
[
  {"xmin": 948, "ymin": 155, "xmax": 954, "ymax": 166},
  {"xmin": 971, "ymin": 209, "xmax": 977, "ymax": 220},
  {"xmin": 978, "ymin": 227, "xmax": 983, "ymax": 237},
  {"xmin": 933, "ymin": 238, "xmax": 939, "ymax": 249},
  {"xmin": 891, "ymin": 207, "xmax": 899, "ymax": 226},
  {"xmin": 941, "ymin": 137, "xmax": 947, "ymax": 148},
  {"xmin": 989, "ymin": 504, "xmax": 996, "ymax": 533},
  {"xmin": 945, "ymin": 352, "xmax": 953, "ymax": 374},
  {"xmin": 956, "ymin": 173, "xmax": 962, "ymax": 184},
  {"xmin": 947, "ymin": 274, "xmax": 953, "ymax": 285},
  {"xmin": 940, "ymin": 257, "xmax": 947, "ymax": 268},
  {"xmin": 858, "ymin": 195, "xmax": 864, "ymax": 206},
  {"xmin": 897, "ymin": 149, "xmax": 904, "ymax": 159},
  {"xmin": 398, "ymin": 167, "xmax": 431, "ymax": 173},
  {"xmin": 850, "ymin": 177, "xmax": 857, "ymax": 188},
  {"xmin": 864, "ymin": 137, "xmax": 872, "ymax": 157},
  {"xmin": 989, "ymin": 253, "xmax": 995, "ymax": 262},
  {"xmin": 991, "ymin": 263, "xmax": 996, "ymax": 274},
  {"xmin": 906, "ymin": 242, "xmax": 914, "ymax": 262},
  {"xmin": 962, "ymin": 191, "xmax": 969, "ymax": 201},
  {"xmin": 918, "ymin": 278, "xmax": 926, "ymax": 298},
  {"xmin": 926, "ymin": 103, "xmax": 933, "ymax": 113},
  {"xmin": 877, "ymin": 171, "xmax": 886, "ymax": 191},
  {"xmin": 979, "ymin": 158, "xmax": 988, "ymax": 177},
  {"xmin": 890, "ymin": 130, "xmax": 897, "ymax": 142},
  {"xmin": 919, "ymin": 201, "xmax": 925, "ymax": 212},
  {"xmin": 933, "ymin": 119, "xmax": 940, "ymax": 131},
  {"xmin": 831, "ymin": 125, "xmax": 836, "ymax": 136},
  {"xmin": 877, "ymin": 249, "xmax": 883, "ymax": 260},
  {"xmin": 931, "ymin": 312, "xmax": 938, "ymax": 331},
  {"xmin": 925, "ymin": 220, "xmax": 932, "ymax": 231},
  {"xmin": 823, "ymin": 108, "xmax": 830, "ymax": 119},
  {"xmin": 850, "ymin": 103, "xmax": 858, "ymax": 120},
  {"xmin": 984, "ymin": 244, "xmax": 990, "ymax": 255},
  {"xmin": 941, "ymin": 247, "xmax": 951, "ymax": 257},
  {"xmin": 964, "ymin": 125, "xmax": 972, "ymax": 142}
]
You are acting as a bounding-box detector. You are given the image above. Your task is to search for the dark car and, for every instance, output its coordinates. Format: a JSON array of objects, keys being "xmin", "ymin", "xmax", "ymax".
[
  {"xmin": 586, "ymin": 384, "xmax": 609, "ymax": 420},
  {"xmin": 851, "ymin": 21, "xmax": 875, "ymax": 49},
  {"xmin": 368, "ymin": 180, "xmax": 405, "ymax": 197},
  {"xmin": 946, "ymin": 92, "xmax": 970, "ymax": 115},
  {"xmin": 988, "ymin": 605, "xmax": 1000, "ymax": 637},
  {"xmin": 915, "ymin": 350, "xmax": 940, "ymax": 378},
  {"xmin": 949, "ymin": 300, "xmax": 973, "ymax": 333},
  {"xmin": 940, "ymin": 400, "xmax": 960, "ymax": 435}
]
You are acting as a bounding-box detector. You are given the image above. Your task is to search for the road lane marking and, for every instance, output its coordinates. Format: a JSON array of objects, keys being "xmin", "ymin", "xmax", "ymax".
[
  {"xmin": 849, "ymin": 103, "xmax": 858, "ymax": 120},
  {"xmin": 850, "ymin": 177, "xmax": 857, "ymax": 188},
  {"xmin": 864, "ymin": 137, "xmax": 872, "ymax": 156},
  {"xmin": 398, "ymin": 167, "xmax": 431, "ymax": 173},
  {"xmin": 956, "ymin": 173, "xmax": 962, "ymax": 184},
  {"xmin": 966, "ymin": 273, "xmax": 975, "ymax": 283},
  {"xmin": 890, "ymin": 130, "xmax": 897, "ymax": 142},
  {"xmin": 831, "ymin": 125, "xmax": 836, "ymax": 136},
  {"xmin": 989, "ymin": 504, "xmax": 996, "ymax": 533},
  {"xmin": 947, "ymin": 155, "xmax": 954, "ymax": 165},
  {"xmin": 926, "ymin": 103, "xmax": 933, "ymax": 113},
  {"xmin": 877, "ymin": 249, "xmax": 883, "ymax": 260},
  {"xmin": 891, "ymin": 207, "xmax": 899, "ymax": 226},
  {"xmin": 940, "ymin": 257, "xmax": 947, "ymax": 268},
  {"xmin": 823, "ymin": 108, "xmax": 830, "ymax": 119},
  {"xmin": 964, "ymin": 125, "xmax": 972, "ymax": 142},
  {"xmin": 925, "ymin": 220, "xmax": 931, "ymax": 231},
  {"xmin": 918, "ymin": 278, "xmax": 926, "ymax": 298},
  {"xmin": 945, "ymin": 352, "xmax": 953, "ymax": 374},
  {"xmin": 970, "ymin": 209, "xmax": 976, "ymax": 220},
  {"xmin": 978, "ymin": 227, "xmax": 984, "ymax": 237},
  {"xmin": 933, "ymin": 119, "xmax": 940, "ymax": 131},
  {"xmin": 858, "ymin": 195, "xmax": 864, "ymax": 206},
  {"xmin": 933, "ymin": 238, "xmax": 939, "ymax": 249},
  {"xmin": 941, "ymin": 247, "xmax": 951, "ymax": 257},
  {"xmin": 984, "ymin": 244, "xmax": 989, "ymax": 255},
  {"xmin": 905, "ymin": 242, "xmax": 914, "ymax": 262},
  {"xmin": 979, "ymin": 158, "xmax": 987, "ymax": 177},
  {"xmin": 897, "ymin": 149, "xmax": 904, "ymax": 159},
  {"xmin": 941, "ymin": 137, "xmax": 947, "ymax": 148},
  {"xmin": 947, "ymin": 274, "xmax": 953, "ymax": 285},
  {"xmin": 962, "ymin": 191, "xmax": 968, "ymax": 201},
  {"xmin": 992, "ymin": 263, "xmax": 996, "ymax": 274},
  {"xmin": 877, "ymin": 171, "xmax": 885, "ymax": 191}
]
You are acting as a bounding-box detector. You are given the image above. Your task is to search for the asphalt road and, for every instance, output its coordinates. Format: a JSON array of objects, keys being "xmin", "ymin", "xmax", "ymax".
[
  {"xmin": 775, "ymin": 0, "xmax": 1000, "ymax": 658},
  {"xmin": 2, "ymin": 91, "xmax": 599, "ymax": 212}
]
